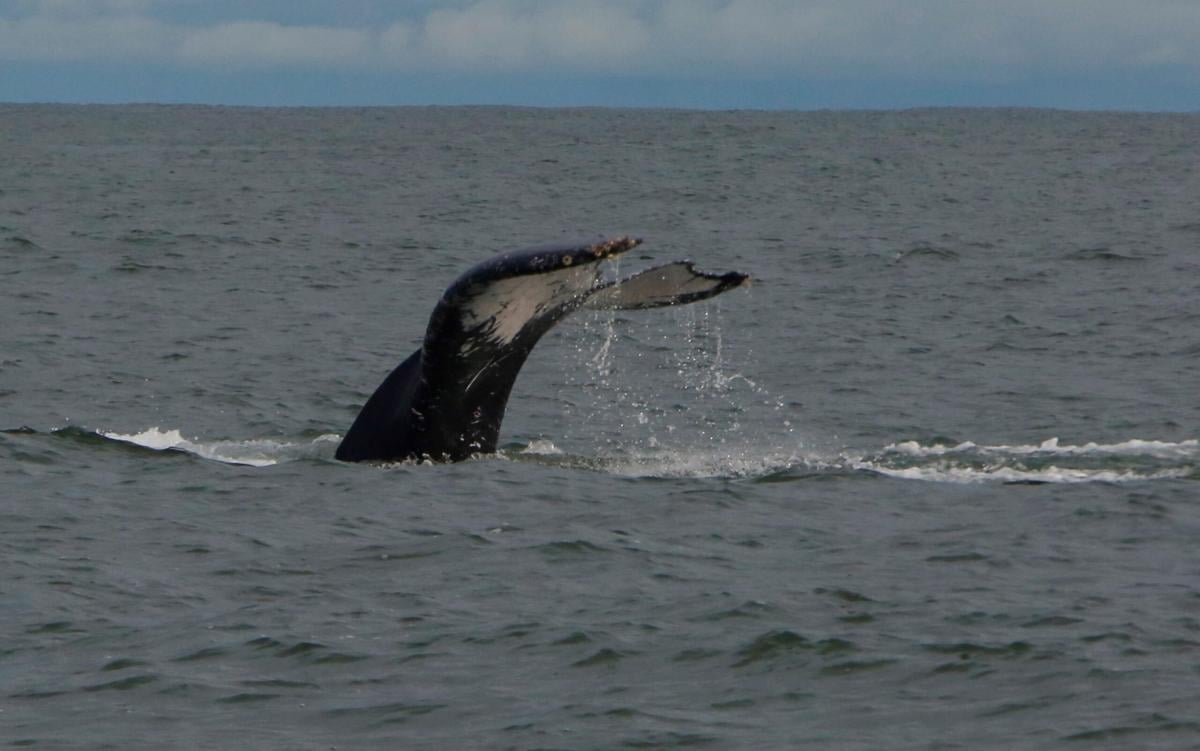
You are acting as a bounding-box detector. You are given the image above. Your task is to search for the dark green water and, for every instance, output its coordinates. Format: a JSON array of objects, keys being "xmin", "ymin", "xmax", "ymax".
[{"xmin": 2, "ymin": 104, "xmax": 1199, "ymax": 749}]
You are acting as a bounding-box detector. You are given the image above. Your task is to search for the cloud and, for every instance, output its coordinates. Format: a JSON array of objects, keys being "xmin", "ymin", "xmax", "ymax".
[
  {"xmin": 178, "ymin": 21, "xmax": 374, "ymax": 68},
  {"xmin": 1, "ymin": 0, "xmax": 1198, "ymax": 77},
  {"xmin": 0, "ymin": 12, "xmax": 178, "ymax": 62},
  {"xmin": 14, "ymin": 0, "xmax": 156, "ymax": 16},
  {"xmin": 422, "ymin": 1, "xmax": 651, "ymax": 71}
]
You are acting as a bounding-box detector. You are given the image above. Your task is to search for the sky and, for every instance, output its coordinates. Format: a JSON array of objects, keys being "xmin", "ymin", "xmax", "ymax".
[{"xmin": 1, "ymin": 0, "xmax": 1198, "ymax": 110}]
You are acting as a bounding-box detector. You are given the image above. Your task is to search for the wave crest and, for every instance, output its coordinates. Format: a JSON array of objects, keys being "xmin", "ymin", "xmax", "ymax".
[
  {"xmin": 102, "ymin": 427, "xmax": 339, "ymax": 467},
  {"xmin": 857, "ymin": 437, "xmax": 1198, "ymax": 484}
]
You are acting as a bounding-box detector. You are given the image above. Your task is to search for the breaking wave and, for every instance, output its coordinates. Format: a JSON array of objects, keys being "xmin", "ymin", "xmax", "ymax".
[
  {"xmin": 852, "ymin": 437, "xmax": 1198, "ymax": 484},
  {"xmin": 100, "ymin": 427, "xmax": 340, "ymax": 467},
  {"xmin": 8, "ymin": 425, "xmax": 1194, "ymax": 484},
  {"xmin": 512, "ymin": 436, "xmax": 1197, "ymax": 484}
]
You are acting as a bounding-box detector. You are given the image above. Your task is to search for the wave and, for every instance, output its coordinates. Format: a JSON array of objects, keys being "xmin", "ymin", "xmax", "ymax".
[
  {"xmin": 100, "ymin": 427, "xmax": 340, "ymax": 467},
  {"xmin": 883, "ymin": 437, "xmax": 1199, "ymax": 459},
  {"xmin": 509, "ymin": 439, "xmax": 813, "ymax": 480},
  {"xmin": 853, "ymin": 437, "xmax": 1198, "ymax": 484},
  {"xmin": 9, "ymin": 426, "xmax": 1195, "ymax": 484},
  {"xmin": 856, "ymin": 462, "xmax": 1191, "ymax": 484},
  {"xmin": 512, "ymin": 436, "xmax": 1197, "ymax": 484},
  {"xmin": 513, "ymin": 436, "xmax": 1197, "ymax": 484}
]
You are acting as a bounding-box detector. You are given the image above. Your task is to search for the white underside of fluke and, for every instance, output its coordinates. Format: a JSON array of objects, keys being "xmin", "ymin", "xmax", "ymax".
[
  {"xmin": 585, "ymin": 262, "xmax": 742, "ymax": 310},
  {"xmin": 457, "ymin": 263, "xmax": 601, "ymax": 352}
]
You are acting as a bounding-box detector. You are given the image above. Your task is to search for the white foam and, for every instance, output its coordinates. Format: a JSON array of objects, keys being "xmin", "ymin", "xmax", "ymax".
[
  {"xmin": 884, "ymin": 437, "xmax": 1200, "ymax": 459},
  {"xmin": 857, "ymin": 461, "xmax": 1192, "ymax": 484},
  {"xmin": 504, "ymin": 437, "xmax": 810, "ymax": 479},
  {"xmin": 521, "ymin": 439, "xmax": 564, "ymax": 456},
  {"xmin": 858, "ymin": 436, "xmax": 1198, "ymax": 484},
  {"xmin": 596, "ymin": 448, "xmax": 809, "ymax": 479},
  {"xmin": 590, "ymin": 441, "xmax": 1195, "ymax": 483},
  {"xmin": 103, "ymin": 427, "xmax": 339, "ymax": 467},
  {"xmin": 99, "ymin": 426, "xmax": 1196, "ymax": 485},
  {"xmin": 105, "ymin": 427, "xmax": 190, "ymax": 452}
]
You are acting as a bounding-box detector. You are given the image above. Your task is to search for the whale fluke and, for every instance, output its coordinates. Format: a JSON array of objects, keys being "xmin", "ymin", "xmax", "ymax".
[
  {"xmin": 335, "ymin": 236, "xmax": 749, "ymax": 463},
  {"xmin": 584, "ymin": 260, "xmax": 749, "ymax": 311}
]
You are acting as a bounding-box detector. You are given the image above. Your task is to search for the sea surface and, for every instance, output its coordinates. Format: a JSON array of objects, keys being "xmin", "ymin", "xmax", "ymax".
[{"xmin": 2, "ymin": 104, "xmax": 1199, "ymax": 750}]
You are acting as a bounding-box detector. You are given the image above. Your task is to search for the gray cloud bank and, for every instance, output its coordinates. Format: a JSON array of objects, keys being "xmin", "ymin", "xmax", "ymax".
[{"xmin": 2, "ymin": 0, "xmax": 1197, "ymax": 79}]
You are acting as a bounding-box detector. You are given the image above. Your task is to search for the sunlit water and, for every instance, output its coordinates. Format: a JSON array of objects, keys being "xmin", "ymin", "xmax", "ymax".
[{"xmin": 2, "ymin": 104, "xmax": 1199, "ymax": 750}]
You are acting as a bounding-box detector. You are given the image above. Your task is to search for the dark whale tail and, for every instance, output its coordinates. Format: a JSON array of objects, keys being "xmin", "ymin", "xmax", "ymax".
[{"xmin": 335, "ymin": 236, "xmax": 749, "ymax": 463}]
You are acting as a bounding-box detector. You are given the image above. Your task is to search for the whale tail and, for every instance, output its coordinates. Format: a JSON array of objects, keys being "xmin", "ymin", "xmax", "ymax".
[
  {"xmin": 335, "ymin": 237, "xmax": 749, "ymax": 463},
  {"xmin": 585, "ymin": 260, "xmax": 750, "ymax": 311}
]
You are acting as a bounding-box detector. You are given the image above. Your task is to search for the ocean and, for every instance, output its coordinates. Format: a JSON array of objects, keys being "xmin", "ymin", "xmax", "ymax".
[{"xmin": 2, "ymin": 104, "xmax": 1199, "ymax": 749}]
